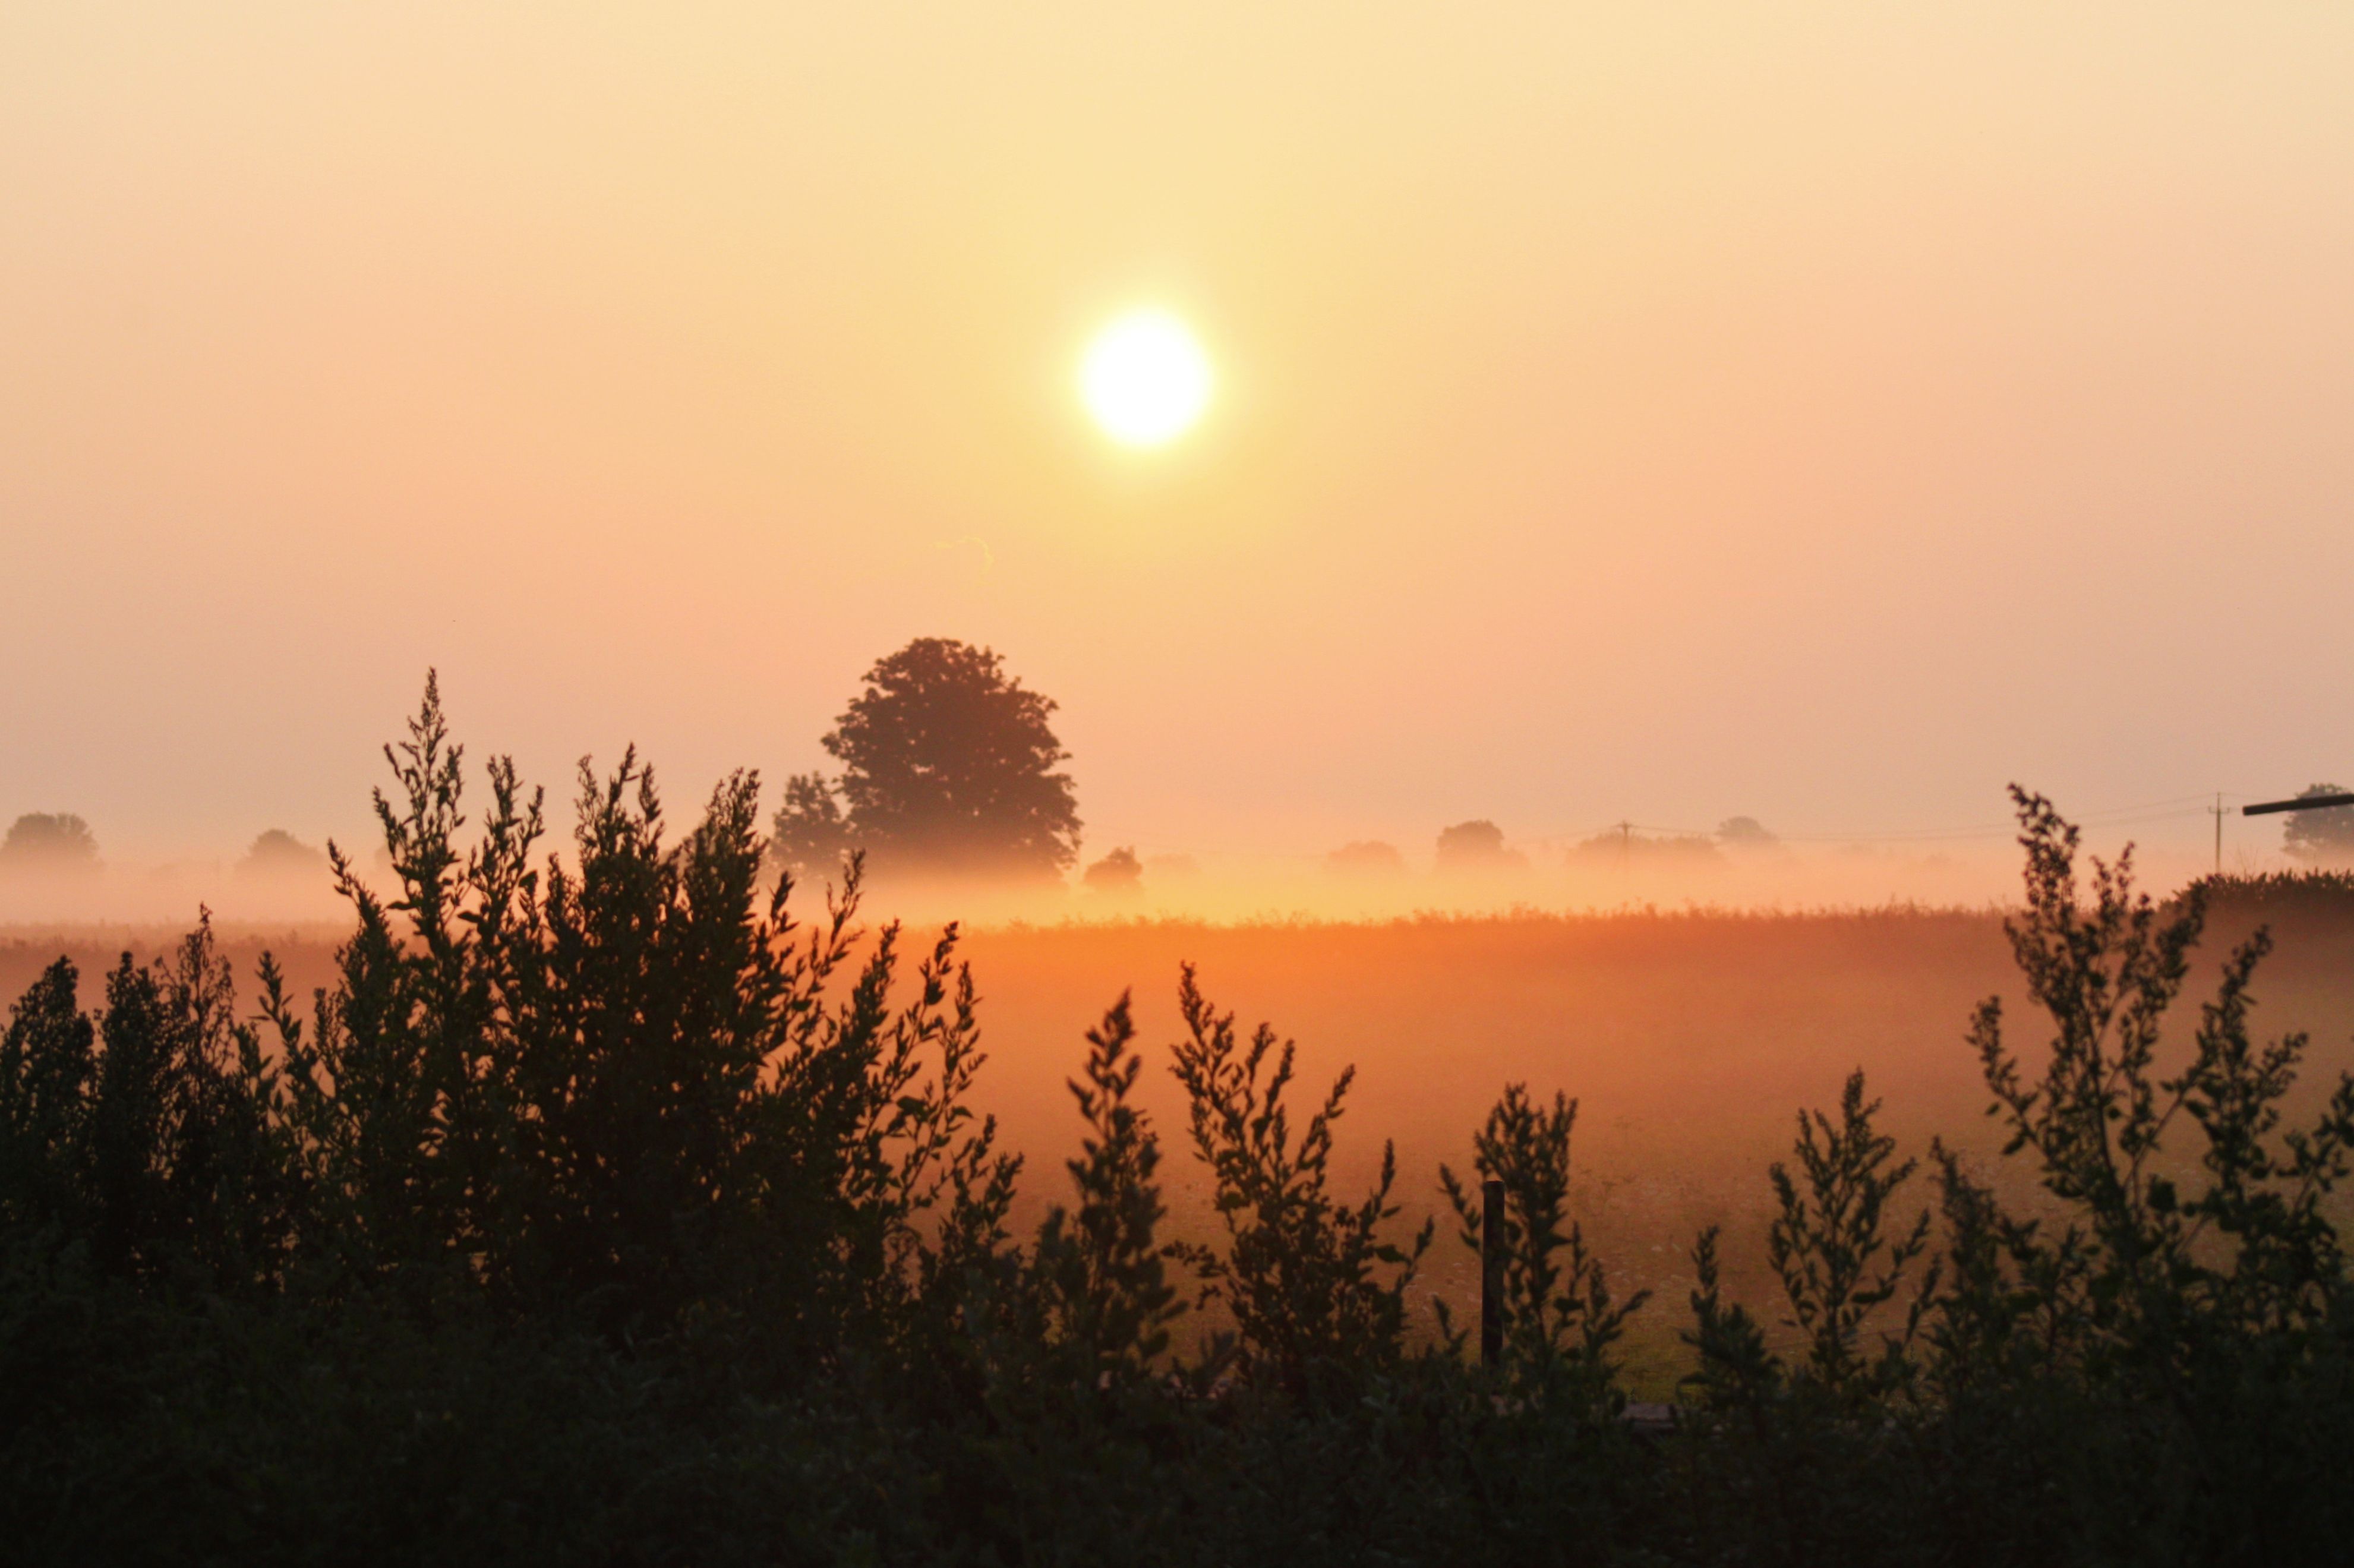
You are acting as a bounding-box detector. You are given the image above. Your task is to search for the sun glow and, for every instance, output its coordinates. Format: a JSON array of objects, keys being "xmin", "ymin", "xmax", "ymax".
[{"xmin": 1079, "ymin": 311, "xmax": 1212, "ymax": 447}]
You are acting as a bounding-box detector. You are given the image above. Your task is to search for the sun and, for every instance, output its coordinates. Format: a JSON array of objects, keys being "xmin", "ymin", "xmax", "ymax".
[{"xmin": 1079, "ymin": 310, "xmax": 1212, "ymax": 447}]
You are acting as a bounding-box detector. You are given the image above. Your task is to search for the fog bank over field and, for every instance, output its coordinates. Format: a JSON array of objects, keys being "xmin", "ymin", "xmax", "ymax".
[
  {"xmin": 0, "ymin": 832, "xmax": 2281, "ymax": 931},
  {"xmin": 8, "ymin": 875, "xmax": 2353, "ymax": 1393},
  {"xmin": 8, "ymin": 646, "xmax": 2325, "ymax": 929}
]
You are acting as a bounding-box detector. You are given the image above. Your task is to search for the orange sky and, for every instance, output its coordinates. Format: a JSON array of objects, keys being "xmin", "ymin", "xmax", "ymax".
[{"xmin": 4, "ymin": 4, "xmax": 2352, "ymax": 869}]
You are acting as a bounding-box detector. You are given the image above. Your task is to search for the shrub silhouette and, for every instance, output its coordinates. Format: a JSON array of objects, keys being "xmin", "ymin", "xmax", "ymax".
[
  {"xmin": 1439, "ymin": 1084, "xmax": 1645, "ymax": 1392},
  {"xmin": 0, "ymin": 922, "xmax": 296, "ymax": 1291},
  {"xmin": 1668, "ymin": 787, "xmax": 2354, "ymax": 1564},
  {"xmin": 111, "ymin": 676, "xmax": 1015, "ymax": 1355},
  {"xmin": 1955, "ymin": 788, "xmax": 2354, "ymax": 1370},
  {"xmin": 1765, "ymin": 1071, "xmax": 1936, "ymax": 1397},
  {"xmin": 1027, "ymin": 993, "xmax": 1183, "ymax": 1375},
  {"xmin": 1166, "ymin": 964, "xmax": 1431, "ymax": 1397},
  {"xmin": 4, "ymin": 698, "xmax": 2353, "ymax": 1565}
]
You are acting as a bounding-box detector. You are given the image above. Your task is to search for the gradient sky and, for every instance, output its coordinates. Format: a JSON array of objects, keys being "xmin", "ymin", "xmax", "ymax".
[{"xmin": 4, "ymin": 3, "xmax": 2352, "ymax": 865}]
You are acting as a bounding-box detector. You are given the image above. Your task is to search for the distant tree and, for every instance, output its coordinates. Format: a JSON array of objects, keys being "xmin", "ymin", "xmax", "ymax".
[
  {"xmin": 1326, "ymin": 840, "xmax": 1406, "ymax": 877},
  {"xmin": 1327, "ymin": 840, "xmax": 1405, "ymax": 876},
  {"xmin": 239, "ymin": 829, "xmax": 327, "ymax": 876},
  {"xmin": 1435, "ymin": 820, "xmax": 1528, "ymax": 874},
  {"xmin": 1717, "ymin": 816, "xmax": 1778, "ymax": 848},
  {"xmin": 0, "ymin": 813, "xmax": 98, "ymax": 873},
  {"xmin": 1083, "ymin": 847, "xmax": 1144, "ymax": 898},
  {"xmin": 821, "ymin": 638, "xmax": 1080, "ymax": 879},
  {"xmin": 768, "ymin": 771, "xmax": 857, "ymax": 882},
  {"xmin": 1571, "ymin": 827, "xmax": 1721, "ymax": 863},
  {"xmin": 2280, "ymin": 783, "xmax": 2354, "ymax": 863}
]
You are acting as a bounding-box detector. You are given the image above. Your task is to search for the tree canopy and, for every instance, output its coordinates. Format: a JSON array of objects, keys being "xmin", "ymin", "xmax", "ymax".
[
  {"xmin": 766, "ymin": 771, "xmax": 856, "ymax": 880},
  {"xmin": 1326, "ymin": 840, "xmax": 1406, "ymax": 877},
  {"xmin": 0, "ymin": 812, "xmax": 98, "ymax": 873},
  {"xmin": 2280, "ymin": 782, "xmax": 2354, "ymax": 863},
  {"xmin": 1082, "ymin": 846, "xmax": 1143, "ymax": 898},
  {"xmin": 239, "ymin": 829, "xmax": 327, "ymax": 876},
  {"xmin": 778, "ymin": 638, "xmax": 1081, "ymax": 881},
  {"xmin": 1435, "ymin": 819, "xmax": 1528, "ymax": 873}
]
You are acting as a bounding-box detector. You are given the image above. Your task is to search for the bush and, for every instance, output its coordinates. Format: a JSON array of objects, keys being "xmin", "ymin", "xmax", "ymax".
[
  {"xmin": 1166, "ymin": 963, "xmax": 1431, "ymax": 1398},
  {"xmin": 1439, "ymin": 1084, "xmax": 1645, "ymax": 1397},
  {"xmin": 2, "ymin": 695, "xmax": 2351, "ymax": 1564}
]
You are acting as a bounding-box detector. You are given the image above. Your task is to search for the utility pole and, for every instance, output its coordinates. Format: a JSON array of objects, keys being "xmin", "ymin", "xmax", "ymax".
[
  {"xmin": 2208, "ymin": 791, "xmax": 2226, "ymax": 876},
  {"xmin": 1617, "ymin": 820, "xmax": 1633, "ymax": 872}
]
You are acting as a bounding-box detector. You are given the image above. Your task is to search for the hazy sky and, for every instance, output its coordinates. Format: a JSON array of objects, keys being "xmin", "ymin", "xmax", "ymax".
[{"xmin": 4, "ymin": 3, "xmax": 2352, "ymax": 865}]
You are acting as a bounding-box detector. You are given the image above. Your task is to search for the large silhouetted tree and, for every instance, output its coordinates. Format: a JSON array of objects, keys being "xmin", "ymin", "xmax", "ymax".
[{"xmin": 807, "ymin": 638, "xmax": 1081, "ymax": 880}]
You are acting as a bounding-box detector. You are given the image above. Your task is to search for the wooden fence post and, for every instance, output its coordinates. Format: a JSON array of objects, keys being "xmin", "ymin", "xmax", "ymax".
[{"xmin": 1481, "ymin": 1178, "xmax": 1505, "ymax": 1368}]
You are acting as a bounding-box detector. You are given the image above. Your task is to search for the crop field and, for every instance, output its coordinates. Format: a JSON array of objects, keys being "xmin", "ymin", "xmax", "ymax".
[{"xmin": 14, "ymin": 885, "xmax": 2350, "ymax": 1389}]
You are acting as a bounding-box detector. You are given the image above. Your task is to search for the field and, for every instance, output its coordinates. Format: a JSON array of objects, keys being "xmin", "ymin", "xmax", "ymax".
[{"xmin": 14, "ymin": 882, "xmax": 2350, "ymax": 1387}]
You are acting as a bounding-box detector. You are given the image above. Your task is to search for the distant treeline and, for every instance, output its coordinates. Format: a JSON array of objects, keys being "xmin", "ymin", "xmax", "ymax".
[{"xmin": 2, "ymin": 686, "xmax": 2350, "ymax": 1565}]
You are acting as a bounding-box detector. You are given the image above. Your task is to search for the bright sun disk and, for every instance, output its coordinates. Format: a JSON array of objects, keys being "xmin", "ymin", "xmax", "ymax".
[{"xmin": 1080, "ymin": 311, "xmax": 1211, "ymax": 447}]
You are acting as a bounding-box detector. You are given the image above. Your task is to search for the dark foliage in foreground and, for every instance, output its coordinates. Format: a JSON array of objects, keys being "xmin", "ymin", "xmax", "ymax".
[{"xmin": 4, "ymin": 693, "xmax": 2351, "ymax": 1566}]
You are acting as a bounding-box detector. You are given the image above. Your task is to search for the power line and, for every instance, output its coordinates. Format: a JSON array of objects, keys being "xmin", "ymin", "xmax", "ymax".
[{"xmin": 1531, "ymin": 793, "xmax": 2249, "ymax": 851}]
